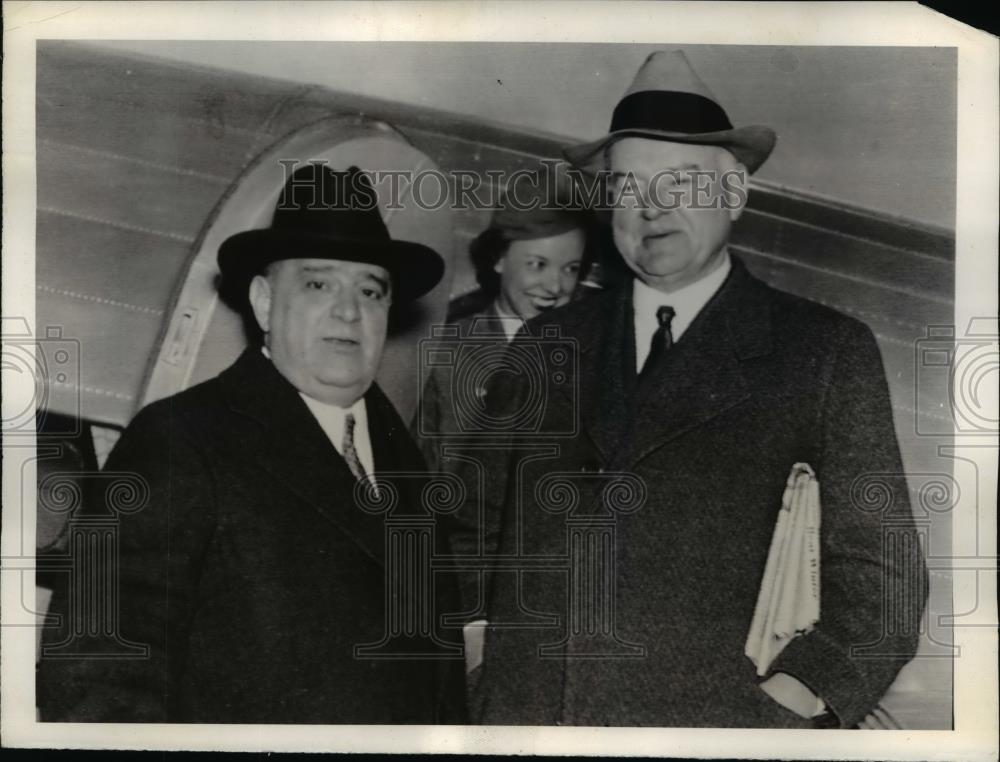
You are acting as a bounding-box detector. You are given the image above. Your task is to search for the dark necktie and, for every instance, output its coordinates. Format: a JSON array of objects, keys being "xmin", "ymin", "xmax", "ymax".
[
  {"xmin": 640, "ymin": 305, "xmax": 676, "ymax": 376},
  {"xmin": 342, "ymin": 413, "xmax": 367, "ymax": 483}
]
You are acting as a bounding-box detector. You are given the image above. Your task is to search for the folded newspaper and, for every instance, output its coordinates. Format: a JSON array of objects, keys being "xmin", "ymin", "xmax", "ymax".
[{"xmin": 745, "ymin": 462, "xmax": 821, "ymax": 676}]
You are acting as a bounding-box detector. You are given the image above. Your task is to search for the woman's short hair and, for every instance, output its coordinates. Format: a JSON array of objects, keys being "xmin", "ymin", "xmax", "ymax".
[
  {"xmin": 468, "ymin": 206, "xmax": 598, "ymax": 298},
  {"xmin": 469, "ymin": 226, "xmax": 510, "ymax": 298}
]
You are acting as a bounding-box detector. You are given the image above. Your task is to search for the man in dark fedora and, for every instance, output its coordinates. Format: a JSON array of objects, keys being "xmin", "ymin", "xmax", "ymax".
[
  {"xmin": 38, "ymin": 165, "xmax": 465, "ymax": 723},
  {"xmin": 467, "ymin": 51, "xmax": 926, "ymax": 728}
]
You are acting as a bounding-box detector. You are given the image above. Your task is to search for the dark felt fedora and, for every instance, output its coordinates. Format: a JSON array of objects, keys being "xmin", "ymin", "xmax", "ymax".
[
  {"xmin": 218, "ymin": 164, "xmax": 444, "ymax": 305},
  {"xmin": 563, "ymin": 50, "xmax": 777, "ymax": 174}
]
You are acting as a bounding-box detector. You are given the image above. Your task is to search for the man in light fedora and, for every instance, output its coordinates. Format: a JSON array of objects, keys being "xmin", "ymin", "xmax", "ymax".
[
  {"xmin": 38, "ymin": 164, "xmax": 466, "ymax": 723},
  {"xmin": 467, "ymin": 51, "xmax": 926, "ymax": 728}
]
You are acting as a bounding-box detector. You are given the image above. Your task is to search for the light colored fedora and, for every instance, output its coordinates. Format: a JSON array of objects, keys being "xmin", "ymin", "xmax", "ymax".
[{"xmin": 563, "ymin": 50, "xmax": 777, "ymax": 174}]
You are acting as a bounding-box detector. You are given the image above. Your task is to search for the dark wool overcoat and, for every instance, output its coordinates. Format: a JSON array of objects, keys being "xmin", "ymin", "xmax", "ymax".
[
  {"xmin": 459, "ymin": 257, "xmax": 926, "ymax": 728},
  {"xmin": 38, "ymin": 348, "xmax": 466, "ymax": 723},
  {"xmin": 413, "ymin": 303, "xmax": 514, "ymax": 474}
]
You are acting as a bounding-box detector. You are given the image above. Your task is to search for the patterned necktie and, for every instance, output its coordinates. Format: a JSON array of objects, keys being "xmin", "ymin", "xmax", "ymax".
[
  {"xmin": 341, "ymin": 413, "xmax": 367, "ymax": 483},
  {"xmin": 641, "ymin": 305, "xmax": 676, "ymax": 376}
]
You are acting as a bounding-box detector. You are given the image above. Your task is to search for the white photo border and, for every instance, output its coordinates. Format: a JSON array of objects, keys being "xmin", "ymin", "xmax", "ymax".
[{"xmin": 3, "ymin": 2, "xmax": 997, "ymax": 759}]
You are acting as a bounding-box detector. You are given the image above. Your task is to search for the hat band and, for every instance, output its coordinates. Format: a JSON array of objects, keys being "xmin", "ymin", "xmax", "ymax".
[{"xmin": 610, "ymin": 90, "xmax": 734, "ymax": 135}]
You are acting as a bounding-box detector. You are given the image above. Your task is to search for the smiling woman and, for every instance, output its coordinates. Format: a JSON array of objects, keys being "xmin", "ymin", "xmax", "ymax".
[
  {"xmin": 493, "ymin": 228, "xmax": 588, "ymax": 319},
  {"xmin": 454, "ymin": 179, "xmax": 597, "ymax": 325},
  {"xmin": 412, "ymin": 179, "xmax": 597, "ymax": 471}
]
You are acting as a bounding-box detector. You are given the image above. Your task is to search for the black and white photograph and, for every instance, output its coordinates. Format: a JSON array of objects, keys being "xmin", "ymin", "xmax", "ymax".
[{"xmin": 2, "ymin": 2, "xmax": 997, "ymax": 758}]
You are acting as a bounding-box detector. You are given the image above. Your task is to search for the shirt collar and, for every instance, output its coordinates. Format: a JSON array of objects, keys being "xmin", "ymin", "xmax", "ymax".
[
  {"xmin": 633, "ymin": 251, "xmax": 731, "ymax": 341},
  {"xmin": 492, "ymin": 301, "xmax": 529, "ymax": 341},
  {"xmin": 632, "ymin": 251, "xmax": 731, "ymax": 371},
  {"xmin": 298, "ymin": 391, "xmax": 375, "ymax": 481},
  {"xmin": 299, "ymin": 392, "xmax": 367, "ymax": 420}
]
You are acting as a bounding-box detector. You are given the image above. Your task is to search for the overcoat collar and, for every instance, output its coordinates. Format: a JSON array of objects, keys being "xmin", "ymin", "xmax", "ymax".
[
  {"xmin": 218, "ymin": 348, "xmax": 399, "ymax": 565},
  {"xmin": 578, "ymin": 256, "xmax": 772, "ymax": 468}
]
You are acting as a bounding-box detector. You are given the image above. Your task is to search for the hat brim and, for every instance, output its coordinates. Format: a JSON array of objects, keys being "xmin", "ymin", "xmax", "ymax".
[
  {"xmin": 217, "ymin": 229, "xmax": 444, "ymax": 307},
  {"xmin": 562, "ymin": 125, "xmax": 776, "ymax": 175}
]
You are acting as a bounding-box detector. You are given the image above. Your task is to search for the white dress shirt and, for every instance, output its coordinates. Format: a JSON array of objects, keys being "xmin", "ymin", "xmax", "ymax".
[
  {"xmin": 632, "ymin": 253, "xmax": 732, "ymax": 372},
  {"xmin": 261, "ymin": 346, "xmax": 376, "ymax": 481},
  {"xmin": 299, "ymin": 393, "xmax": 376, "ymax": 484}
]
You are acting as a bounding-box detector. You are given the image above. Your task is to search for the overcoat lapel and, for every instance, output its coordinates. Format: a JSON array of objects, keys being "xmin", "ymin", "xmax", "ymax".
[
  {"xmin": 220, "ymin": 349, "xmax": 385, "ymax": 565},
  {"xmin": 621, "ymin": 260, "xmax": 771, "ymax": 469},
  {"xmin": 577, "ymin": 284, "xmax": 637, "ymax": 461},
  {"xmin": 580, "ymin": 257, "xmax": 770, "ymax": 470},
  {"xmin": 366, "ymin": 380, "xmax": 426, "ymax": 505}
]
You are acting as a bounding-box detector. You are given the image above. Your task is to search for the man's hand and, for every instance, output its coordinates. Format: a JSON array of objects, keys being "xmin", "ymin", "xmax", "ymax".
[{"xmin": 759, "ymin": 672, "xmax": 825, "ymax": 718}]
